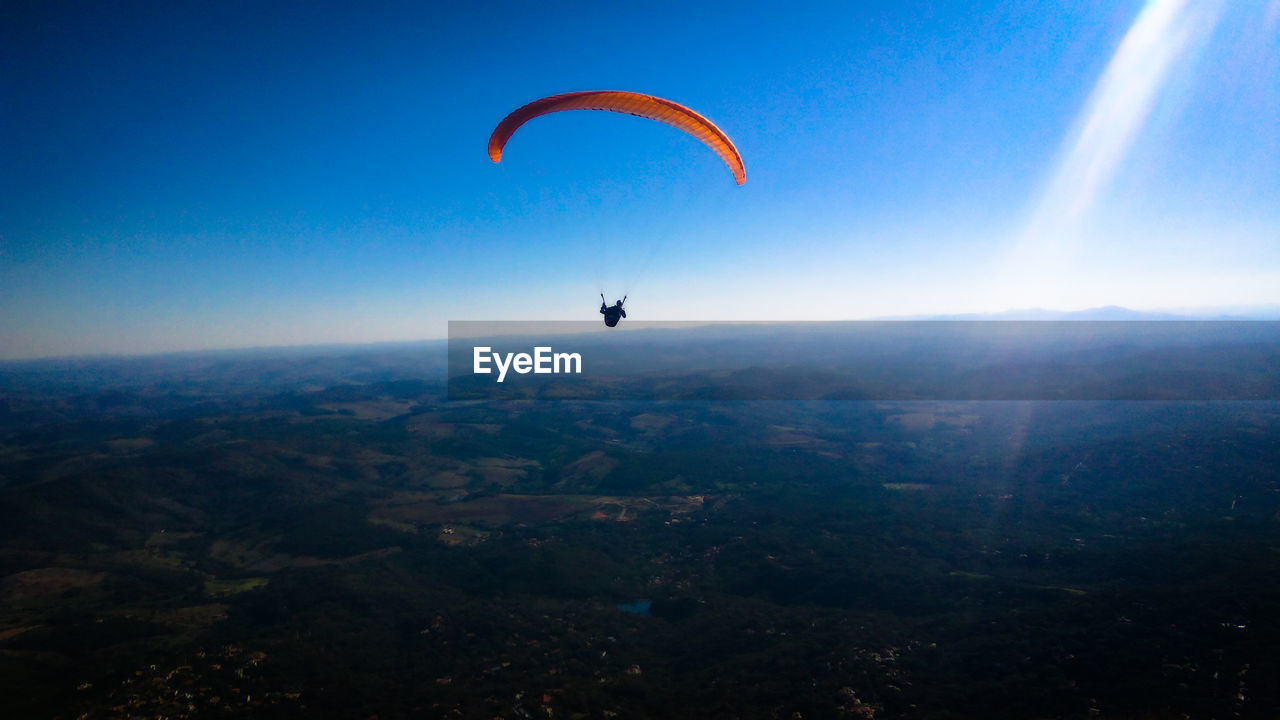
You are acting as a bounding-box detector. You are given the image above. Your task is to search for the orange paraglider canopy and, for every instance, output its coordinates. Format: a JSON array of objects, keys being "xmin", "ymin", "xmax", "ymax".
[{"xmin": 488, "ymin": 91, "xmax": 745, "ymax": 185}]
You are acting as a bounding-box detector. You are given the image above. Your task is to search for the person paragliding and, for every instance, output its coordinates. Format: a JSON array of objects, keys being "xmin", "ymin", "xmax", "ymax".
[
  {"xmin": 600, "ymin": 293, "xmax": 626, "ymax": 328},
  {"xmin": 489, "ymin": 91, "xmax": 744, "ymax": 319}
]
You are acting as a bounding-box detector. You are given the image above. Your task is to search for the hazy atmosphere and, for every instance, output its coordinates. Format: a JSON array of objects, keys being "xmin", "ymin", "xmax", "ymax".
[{"xmin": 4, "ymin": 0, "xmax": 1278, "ymax": 359}]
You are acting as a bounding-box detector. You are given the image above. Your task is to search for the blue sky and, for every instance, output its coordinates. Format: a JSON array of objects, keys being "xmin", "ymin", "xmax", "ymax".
[{"xmin": 2, "ymin": 0, "xmax": 1278, "ymax": 358}]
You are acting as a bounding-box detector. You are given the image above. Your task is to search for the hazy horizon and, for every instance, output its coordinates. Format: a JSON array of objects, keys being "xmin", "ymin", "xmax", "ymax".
[{"xmin": 5, "ymin": 305, "xmax": 1280, "ymax": 363}]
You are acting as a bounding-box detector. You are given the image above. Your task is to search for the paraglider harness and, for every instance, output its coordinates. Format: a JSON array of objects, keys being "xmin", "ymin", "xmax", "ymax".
[{"xmin": 600, "ymin": 294, "xmax": 627, "ymax": 328}]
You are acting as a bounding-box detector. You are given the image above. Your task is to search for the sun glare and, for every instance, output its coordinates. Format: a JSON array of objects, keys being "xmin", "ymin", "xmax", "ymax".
[{"xmin": 993, "ymin": 0, "xmax": 1229, "ymax": 310}]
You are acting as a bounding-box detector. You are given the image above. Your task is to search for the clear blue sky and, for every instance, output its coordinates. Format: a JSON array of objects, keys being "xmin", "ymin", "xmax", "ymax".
[{"xmin": 3, "ymin": 0, "xmax": 1278, "ymax": 358}]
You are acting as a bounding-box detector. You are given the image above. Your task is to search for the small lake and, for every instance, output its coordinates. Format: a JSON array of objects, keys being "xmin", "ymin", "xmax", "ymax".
[{"xmin": 617, "ymin": 600, "xmax": 651, "ymax": 616}]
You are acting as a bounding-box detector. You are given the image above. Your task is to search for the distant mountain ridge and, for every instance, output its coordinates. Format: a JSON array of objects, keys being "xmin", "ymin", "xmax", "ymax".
[{"xmin": 883, "ymin": 305, "xmax": 1280, "ymax": 321}]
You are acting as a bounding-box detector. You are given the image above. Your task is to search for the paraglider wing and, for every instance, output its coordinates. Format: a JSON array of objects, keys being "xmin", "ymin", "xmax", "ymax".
[{"xmin": 488, "ymin": 91, "xmax": 745, "ymax": 185}]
